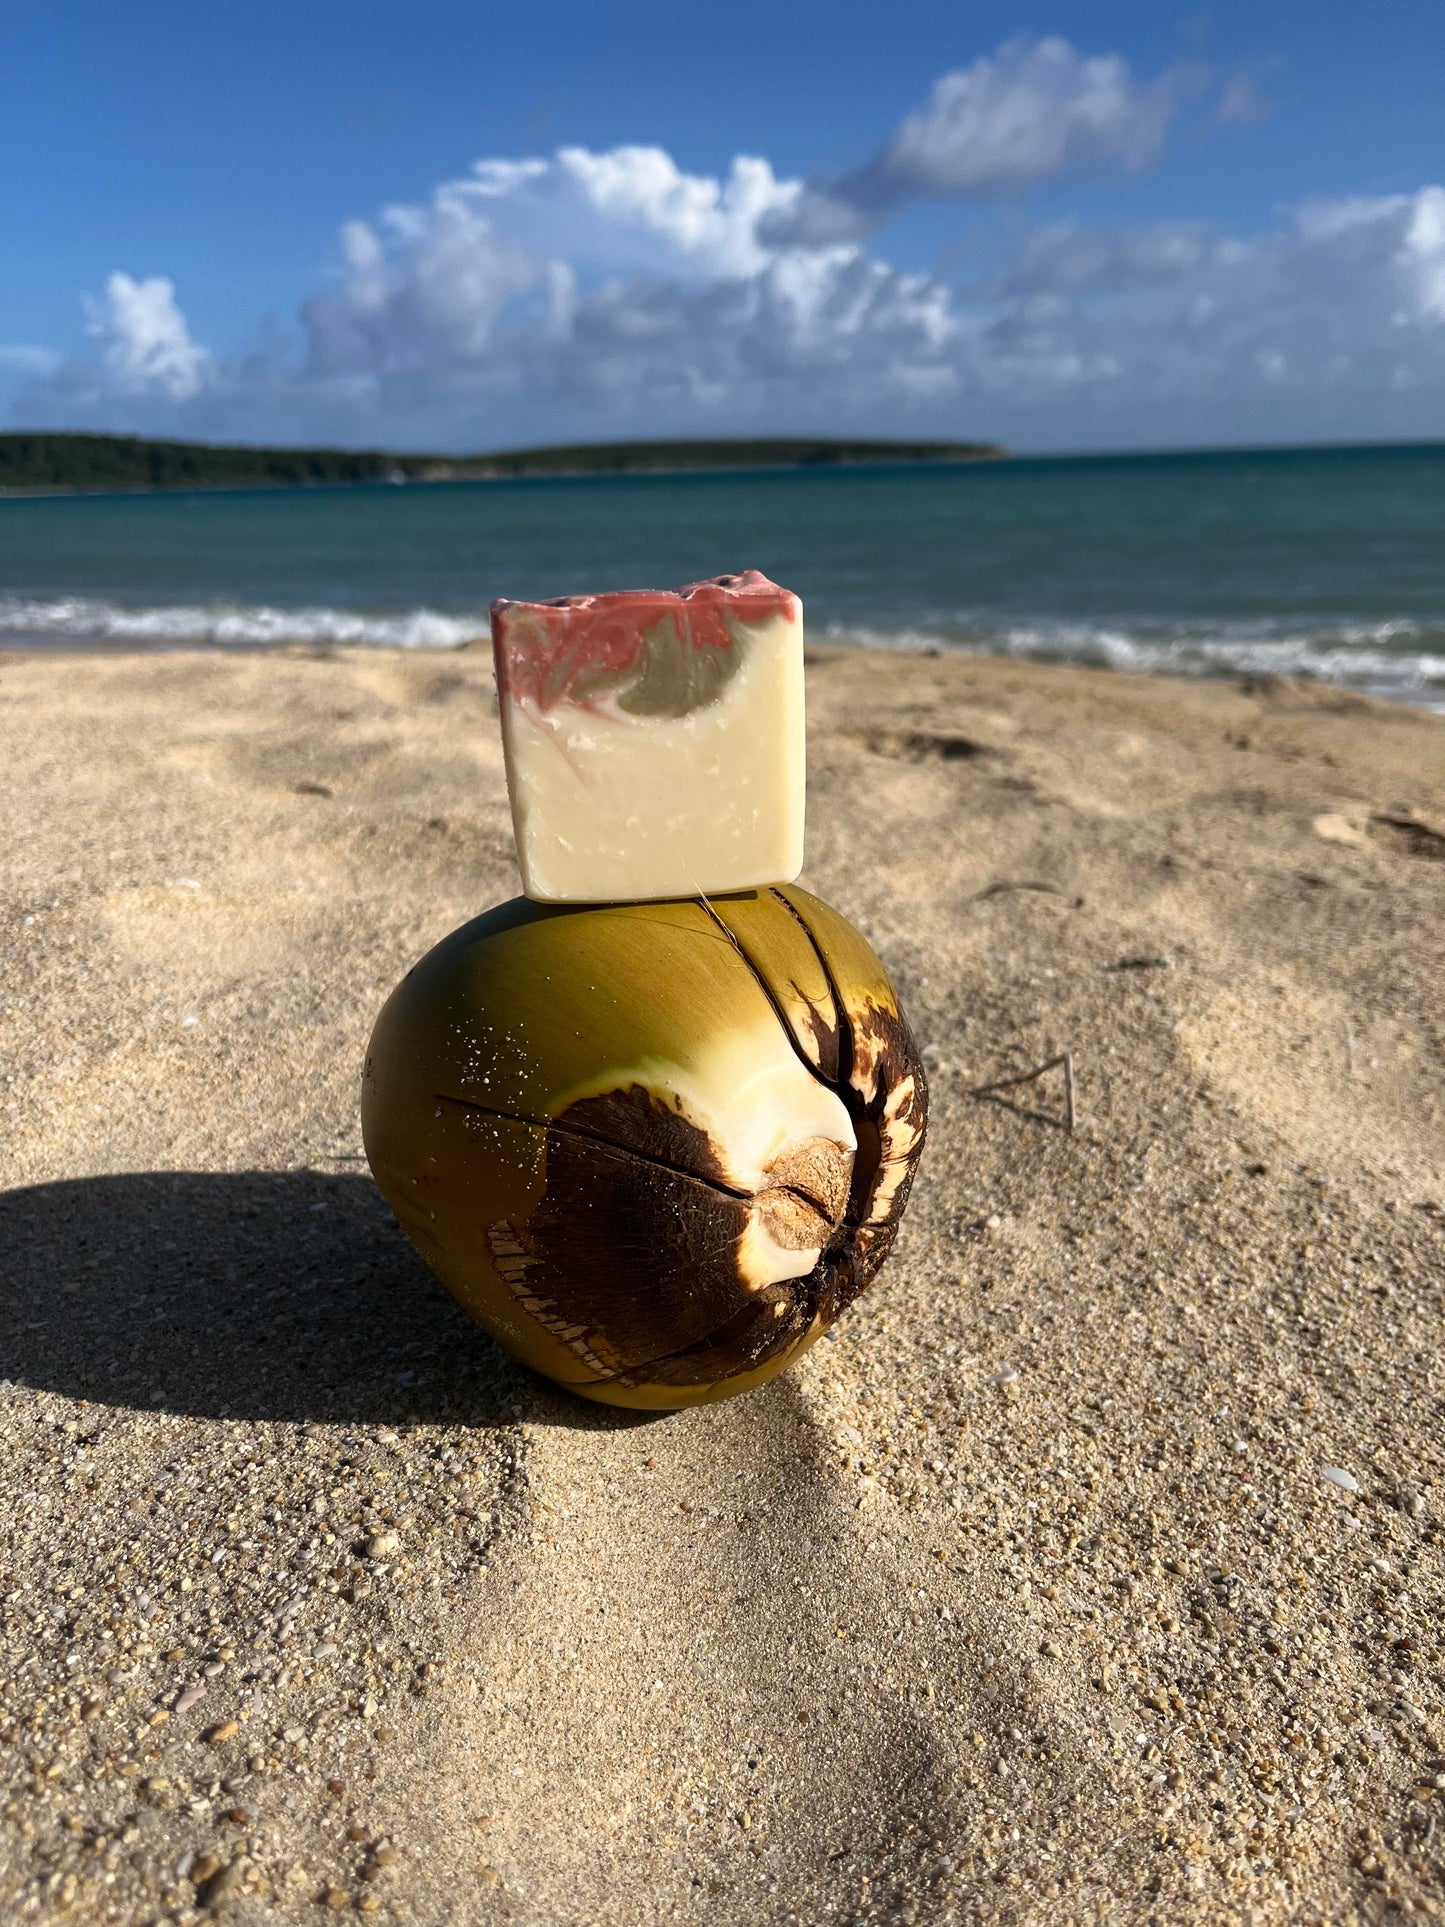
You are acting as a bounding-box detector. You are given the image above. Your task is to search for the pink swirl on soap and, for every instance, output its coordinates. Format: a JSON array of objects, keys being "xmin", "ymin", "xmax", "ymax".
[{"xmin": 491, "ymin": 571, "xmax": 798, "ymax": 719}]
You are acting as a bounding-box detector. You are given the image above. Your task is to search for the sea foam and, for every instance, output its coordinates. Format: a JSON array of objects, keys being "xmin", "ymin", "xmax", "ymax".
[
  {"xmin": 0, "ymin": 595, "xmax": 482, "ymax": 651},
  {"xmin": 1, "ymin": 594, "xmax": 1442, "ymax": 707},
  {"xmin": 822, "ymin": 615, "xmax": 1445, "ymax": 707}
]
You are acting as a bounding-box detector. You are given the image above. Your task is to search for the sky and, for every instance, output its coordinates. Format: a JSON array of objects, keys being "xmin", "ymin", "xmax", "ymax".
[{"xmin": 3, "ymin": 0, "xmax": 1445, "ymax": 454}]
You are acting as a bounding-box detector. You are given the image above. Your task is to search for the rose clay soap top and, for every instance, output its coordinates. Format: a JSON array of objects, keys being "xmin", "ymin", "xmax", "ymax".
[{"xmin": 490, "ymin": 570, "xmax": 804, "ymax": 903}]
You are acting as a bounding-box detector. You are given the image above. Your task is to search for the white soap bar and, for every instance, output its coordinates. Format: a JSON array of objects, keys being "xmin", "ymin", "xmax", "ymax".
[{"xmin": 490, "ymin": 571, "xmax": 805, "ymax": 904}]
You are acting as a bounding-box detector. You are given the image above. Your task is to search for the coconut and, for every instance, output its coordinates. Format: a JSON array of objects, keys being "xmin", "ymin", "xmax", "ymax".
[{"xmin": 361, "ymin": 883, "xmax": 927, "ymax": 1408}]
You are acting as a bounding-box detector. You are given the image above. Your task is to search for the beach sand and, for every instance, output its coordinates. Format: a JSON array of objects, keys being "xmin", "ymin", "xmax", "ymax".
[{"xmin": 0, "ymin": 644, "xmax": 1441, "ymax": 1925}]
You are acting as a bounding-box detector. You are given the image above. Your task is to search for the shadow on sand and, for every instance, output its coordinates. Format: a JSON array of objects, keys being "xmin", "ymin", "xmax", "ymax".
[{"xmin": 0, "ymin": 1169, "xmax": 654, "ymax": 1432}]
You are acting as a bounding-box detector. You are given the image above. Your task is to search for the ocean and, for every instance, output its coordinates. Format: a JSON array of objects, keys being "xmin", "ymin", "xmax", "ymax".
[{"xmin": 3, "ymin": 442, "xmax": 1445, "ymax": 707}]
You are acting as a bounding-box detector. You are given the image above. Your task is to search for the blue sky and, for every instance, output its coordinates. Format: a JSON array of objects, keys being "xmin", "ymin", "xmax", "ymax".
[{"xmin": 4, "ymin": 0, "xmax": 1444, "ymax": 452}]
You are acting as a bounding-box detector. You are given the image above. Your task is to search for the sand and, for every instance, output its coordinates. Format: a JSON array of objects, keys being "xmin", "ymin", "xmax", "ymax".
[{"xmin": 0, "ymin": 643, "xmax": 1441, "ymax": 1926}]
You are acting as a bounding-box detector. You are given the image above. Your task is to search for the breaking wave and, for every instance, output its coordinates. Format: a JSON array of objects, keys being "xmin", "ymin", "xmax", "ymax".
[
  {"xmin": 822, "ymin": 614, "xmax": 1445, "ymax": 708},
  {"xmin": 0, "ymin": 595, "xmax": 483, "ymax": 651},
  {"xmin": 2, "ymin": 594, "xmax": 1442, "ymax": 707}
]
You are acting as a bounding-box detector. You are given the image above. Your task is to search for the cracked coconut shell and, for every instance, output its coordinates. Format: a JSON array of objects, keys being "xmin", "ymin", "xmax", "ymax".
[{"xmin": 361, "ymin": 883, "xmax": 927, "ymax": 1408}]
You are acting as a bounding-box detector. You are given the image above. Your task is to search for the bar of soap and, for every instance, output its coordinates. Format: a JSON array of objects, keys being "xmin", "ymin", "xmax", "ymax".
[{"xmin": 490, "ymin": 570, "xmax": 804, "ymax": 903}]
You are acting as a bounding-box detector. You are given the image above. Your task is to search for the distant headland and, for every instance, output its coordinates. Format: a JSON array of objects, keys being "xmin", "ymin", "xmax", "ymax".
[{"xmin": 0, "ymin": 431, "xmax": 1009, "ymax": 496}]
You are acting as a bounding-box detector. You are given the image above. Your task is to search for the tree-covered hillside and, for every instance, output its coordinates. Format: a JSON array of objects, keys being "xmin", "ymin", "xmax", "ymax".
[{"xmin": 0, "ymin": 432, "xmax": 1008, "ymax": 494}]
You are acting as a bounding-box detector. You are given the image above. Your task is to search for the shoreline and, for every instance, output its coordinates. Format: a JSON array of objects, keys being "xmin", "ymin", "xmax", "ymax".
[{"xmin": 1, "ymin": 630, "xmax": 1441, "ymax": 715}]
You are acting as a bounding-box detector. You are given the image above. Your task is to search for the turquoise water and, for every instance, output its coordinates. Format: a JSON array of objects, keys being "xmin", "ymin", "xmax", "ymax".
[{"xmin": 3, "ymin": 443, "xmax": 1445, "ymax": 703}]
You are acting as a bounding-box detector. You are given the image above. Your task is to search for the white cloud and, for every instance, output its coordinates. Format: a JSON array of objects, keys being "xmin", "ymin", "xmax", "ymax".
[
  {"xmin": 85, "ymin": 273, "xmax": 210, "ymax": 401},
  {"xmin": 9, "ymin": 274, "xmax": 213, "ymax": 430},
  {"xmin": 289, "ymin": 148, "xmax": 955, "ymax": 431},
  {"xmin": 549, "ymin": 147, "xmax": 796, "ymax": 278},
  {"xmin": 292, "ymin": 145, "xmax": 809, "ymax": 426},
  {"xmin": 287, "ymin": 153, "xmax": 974, "ymax": 441},
  {"xmin": 762, "ymin": 37, "xmax": 1262, "ymax": 246},
  {"xmin": 9, "ymin": 121, "xmax": 1445, "ymax": 452},
  {"xmin": 842, "ymin": 37, "xmax": 1181, "ymax": 207},
  {"xmin": 960, "ymin": 188, "xmax": 1445, "ymax": 439},
  {"xmin": 291, "ymin": 163, "xmax": 1445, "ymax": 443},
  {"xmin": 1405, "ymin": 186, "xmax": 1445, "ymax": 318}
]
